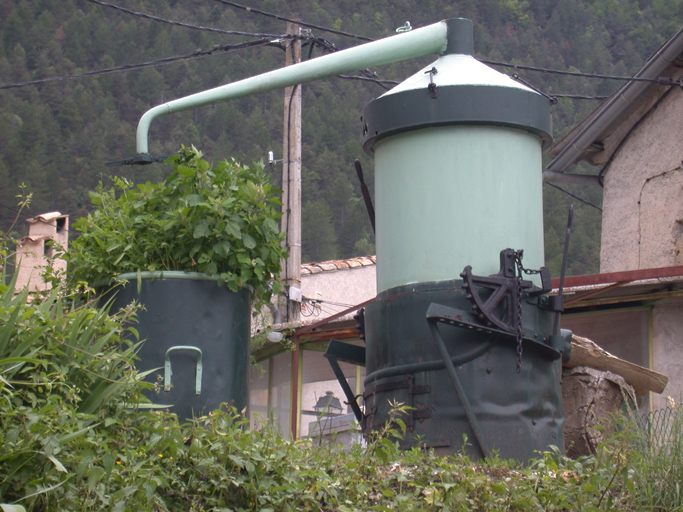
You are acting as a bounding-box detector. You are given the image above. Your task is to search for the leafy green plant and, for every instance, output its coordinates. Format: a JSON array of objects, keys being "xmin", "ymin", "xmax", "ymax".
[
  {"xmin": 0, "ymin": 270, "xmax": 150, "ymax": 506},
  {"xmin": 67, "ymin": 146, "xmax": 287, "ymax": 308}
]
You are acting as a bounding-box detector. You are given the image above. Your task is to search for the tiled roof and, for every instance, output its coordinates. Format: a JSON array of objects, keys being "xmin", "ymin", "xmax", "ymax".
[
  {"xmin": 18, "ymin": 235, "xmax": 51, "ymax": 245},
  {"xmin": 26, "ymin": 212, "xmax": 66, "ymax": 223},
  {"xmin": 301, "ymin": 255, "xmax": 376, "ymax": 275}
]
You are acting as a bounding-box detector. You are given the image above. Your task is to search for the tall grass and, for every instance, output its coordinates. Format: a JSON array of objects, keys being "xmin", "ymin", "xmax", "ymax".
[{"xmin": 627, "ymin": 404, "xmax": 683, "ymax": 511}]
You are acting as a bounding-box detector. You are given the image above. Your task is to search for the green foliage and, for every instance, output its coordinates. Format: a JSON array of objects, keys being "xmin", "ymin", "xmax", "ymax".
[
  {"xmin": 0, "ymin": 273, "xmax": 670, "ymax": 512},
  {"xmin": 0, "ymin": 187, "xmax": 679, "ymax": 511},
  {"xmin": 0, "ymin": 264, "xmax": 150, "ymax": 507},
  {"xmin": 67, "ymin": 146, "xmax": 287, "ymax": 307}
]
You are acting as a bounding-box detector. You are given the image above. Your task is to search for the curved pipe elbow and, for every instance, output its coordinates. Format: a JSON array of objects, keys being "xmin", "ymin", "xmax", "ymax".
[{"xmin": 136, "ymin": 104, "xmax": 172, "ymax": 155}]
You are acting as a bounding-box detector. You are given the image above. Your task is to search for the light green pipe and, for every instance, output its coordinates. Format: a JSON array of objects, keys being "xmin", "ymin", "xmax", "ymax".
[{"xmin": 136, "ymin": 21, "xmax": 449, "ymax": 155}]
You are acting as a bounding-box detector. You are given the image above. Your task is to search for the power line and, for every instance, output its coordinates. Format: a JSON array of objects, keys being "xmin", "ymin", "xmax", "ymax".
[
  {"xmin": 0, "ymin": 13, "xmax": 640, "ymax": 100},
  {"xmin": 211, "ymin": 0, "xmax": 374, "ymax": 42},
  {"xmin": 0, "ymin": 39, "xmax": 276, "ymax": 90},
  {"xmin": 511, "ymin": 73, "xmax": 557, "ymax": 103},
  {"xmin": 337, "ymin": 74, "xmax": 397, "ymax": 90},
  {"xmin": 483, "ymin": 58, "xmax": 682, "ymax": 86},
  {"xmin": 511, "ymin": 73, "xmax": 608, "ymax": 102},
  {"xmin": 552, "ymin": 93, "xmax": 608, "ymax": 100},
  {"xmin": 86, "ymin": 0, "xmax": 288, "ymax": 38},
  {"xmin": 544, "ymin": 182, "xmax": 602, "ymax": 211},
  {"xmin": 302, "ymin": 296, "xmax": 355, "ymax": 308},
  {"xmin": 0, "ymin": 28, "xmax": 340, "ymax": 91},
  {"xmin": 207, "ymin": 0, "xmax": 676, "ymax": 90}
]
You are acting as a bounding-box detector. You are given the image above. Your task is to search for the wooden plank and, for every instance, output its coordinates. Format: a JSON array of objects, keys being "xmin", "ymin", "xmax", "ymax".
[{"xmin": 565, "ymin": 334, "xmax": 668, "ymax": 395}]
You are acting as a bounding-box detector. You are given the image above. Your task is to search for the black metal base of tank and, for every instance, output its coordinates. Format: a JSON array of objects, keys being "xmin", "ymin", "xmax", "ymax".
[
  {"xmin": 107, "ymin": 273, "xmax": 251, "ymax": 421},
  {"xmin": 363, "ymin": 279, "xmax": 564, "ymax": 461}
]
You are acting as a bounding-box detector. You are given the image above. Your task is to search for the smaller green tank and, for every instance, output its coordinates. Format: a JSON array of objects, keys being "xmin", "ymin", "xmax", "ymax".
[{"xmin": 110, "ymin": 272, "xmax": 251, "ymax": 421}]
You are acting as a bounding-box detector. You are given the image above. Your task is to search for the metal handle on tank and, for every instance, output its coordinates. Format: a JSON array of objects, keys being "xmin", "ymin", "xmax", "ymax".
[{"xmin": 164, "ymin": 346, "xmax": 203, "ymax": 395}]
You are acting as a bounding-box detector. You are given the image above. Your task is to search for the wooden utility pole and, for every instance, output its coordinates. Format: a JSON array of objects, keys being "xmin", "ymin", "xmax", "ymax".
[{"xmin": 281, "ymin": 22, "xmax": 302, "ymax": 322}]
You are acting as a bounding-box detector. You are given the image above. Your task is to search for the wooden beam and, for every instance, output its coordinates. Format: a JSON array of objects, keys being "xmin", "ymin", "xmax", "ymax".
[
  {"xmin": 564, "ymin": 281, "xmax": 627, "ymax": 306},
  {"xmin": 565, "ymin": 289, "xmax": 683, "ymax": 309},
  {"xmin": 552, "ymin": 265, "xmax": 683, "ymax": 289},
  {"xmin": 565, "ymin": 334, "xmax": 668, "ymax": 395}
]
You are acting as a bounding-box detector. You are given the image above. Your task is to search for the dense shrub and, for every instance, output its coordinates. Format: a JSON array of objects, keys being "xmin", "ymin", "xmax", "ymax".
[
  {"xmin": 0, "ymin": 227, "xmax": 678, "ymax": 510},
  {"xmin": 0, "ymin": 270, "xmax": 637, "ymax": 512},
  {"xmin": 66, "ymin": 147, "xmax": 286, "ymax": 309}
]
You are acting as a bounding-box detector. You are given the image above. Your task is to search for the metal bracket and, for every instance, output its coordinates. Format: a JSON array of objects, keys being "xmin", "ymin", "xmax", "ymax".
[
  {"xmin": 164, "ymin": 345, "xmax": 203, "ymax": 395},
  {"xmin": 426, "ymin": 303, "xmax": 560, "ymax": 361},
  {"xmin": 324, "ymin": 340, "xmax": 366, "ymax": 423},
  {"xmin": 426, "ymin": 310, "xmax": 491, "ymax": 458},
  {"xmin": 461, "ymin": 249, "xmax": 528, "ymax": 332},
  {"xmin": 425, "ymin": 66, "xmax": 438, "ymax": 98},
  {"xmin": 461, "ymin": 248, "xmax": 552, "ymax": 333}
]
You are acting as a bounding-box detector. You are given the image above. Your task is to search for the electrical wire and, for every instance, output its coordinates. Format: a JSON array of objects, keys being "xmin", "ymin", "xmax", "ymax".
[
  {"xmin": 300, "ymin": 296, "xmax": 357, "ymax": 322},
  {"xmin": 511, "ymin": 73, "xmax": 610, "ymax": 102},
  {"xmin": 302, "ymin": 296, "xmax": 355, "ymax": 308},
  {"xmin": 306, "ymin": 41, "xmax": 395, "ymax": 90},
  {"xmin": 85, "ymin": 0, "xmax": 288, "ymax": 38},
  {"xmin": 211, "ymin": 0, "xmax": 374, "ymax": 42},
  {"xmin": 483, "ymin": 58, "xmax": 683, "ymax": 86},
  {"xmin": 0, "ymin": 15, "xmax": 639, "ymax": 99},
  {"xmin": 511, "ymin": 73, "xmax": 558, "ymax": 103},
  {"xmin": 0, "ymin": 30, "xmax": 340, "ymax": 92},
  {"xmin": 337, "ymin": 74, "xmax": 396, "ymax": 90},
  {"xmin": 551, "ymin": 93, "xmax": 608, "ymax": 100},
  {"xmin": 0, "ymin": 39, "xmax": 276, "ymax": 90},
  {"xmin": 544, "ymin": 182, "xmax": 602, "ymax": 211},
  {"xmin": 318, "ymin": 304, "xmax": 345, "ymax": 317},
  {"xmin": 90, "ymin": 0, "xmax": 679, "ymax": 92},
  {"xmin": 209, "ymin": 1, "xmax": 678, "ymax": 90}
]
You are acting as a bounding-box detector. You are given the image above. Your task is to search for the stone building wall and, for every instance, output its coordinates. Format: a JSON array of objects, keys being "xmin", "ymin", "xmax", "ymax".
[
  {"xmin": 599, "ymin": 86, "xmax": 683, "ymax": 410},
  {"xmin": 652, "ymin": 296, "xmax": 683, "ymax": 409},
  {"xmin": 300, "ymin": 256, "xmax": 376, "ymax": 321},
  {"xmin": 601, "ymin": 87, "xmax": 683, "ymax": 272}
]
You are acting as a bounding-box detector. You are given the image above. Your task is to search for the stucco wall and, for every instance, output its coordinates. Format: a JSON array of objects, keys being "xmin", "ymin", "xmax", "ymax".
[
  {"xmin": 300, "ymin": 263, "xmax": 376, "ymax": 321},
  {"xmin": 652, "ymin": 297, "xmax": 683, "ymax": 409},
  {"xmin": 601, "ymin": 87, "xmax": 683, "ymax": 272}
]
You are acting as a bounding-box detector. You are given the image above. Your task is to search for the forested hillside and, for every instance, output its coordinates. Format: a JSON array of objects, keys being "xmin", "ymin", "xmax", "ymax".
[{"xmin": 1, "ymin": 0, "xmax": 682, "ymax": 275}]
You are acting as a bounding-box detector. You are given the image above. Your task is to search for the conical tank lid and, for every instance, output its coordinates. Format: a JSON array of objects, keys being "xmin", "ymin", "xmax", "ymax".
[
  {"xmin": 361, "ymin": 18, "xmax": 552, "ymax": 153},
  {"xmin": 385, "ymin": 53, "xmax": 533, "ymax": 95}
]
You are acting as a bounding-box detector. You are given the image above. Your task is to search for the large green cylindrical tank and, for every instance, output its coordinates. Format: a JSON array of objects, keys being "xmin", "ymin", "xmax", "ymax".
[
  {"xmin": 362, "ymin": 19, "xmax": 551, "ymax": 293},
  {"xmin": 358, "ymin": 18, "xmax": 566, "ymax": 461}
]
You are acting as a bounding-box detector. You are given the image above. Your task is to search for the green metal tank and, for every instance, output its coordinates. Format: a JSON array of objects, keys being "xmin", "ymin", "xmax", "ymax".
[
  {"xmin": 362, "ymin": 18, "xmax": 551, "ymax": 293},
  {"xmin": 108, "ymin": 272, "xmax": 251, "ymax": 421},
  {"xmin": 358, "ymin": 18, "xmax": 568, "ymax": 461}
]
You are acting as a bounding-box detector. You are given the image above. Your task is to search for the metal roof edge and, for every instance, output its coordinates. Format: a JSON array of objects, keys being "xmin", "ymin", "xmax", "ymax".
[
  {"xmin": 546, "ymin": 25, "xmax": 683, "ymax": 175},
  {"xmin": 550, "ymin": 265, "xmax": 683, "ymax": 288}
]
